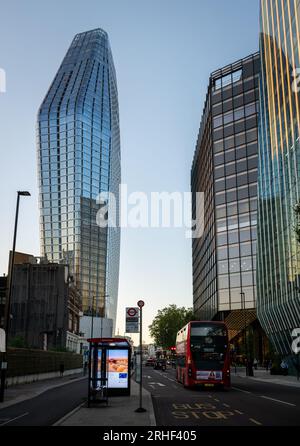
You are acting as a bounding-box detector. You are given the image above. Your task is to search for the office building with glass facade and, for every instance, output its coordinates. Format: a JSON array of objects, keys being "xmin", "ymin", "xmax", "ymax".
[
  {"xmin": 37, "ymin": 29, "xmax": 121, "ymax": 333},
  {"xmin": 257, "ymin": 0, "xmax": 300, "ymax": 356},
  {"xmin": 191, "ymin": 54, "xmax": 264, "ymax": 351}
]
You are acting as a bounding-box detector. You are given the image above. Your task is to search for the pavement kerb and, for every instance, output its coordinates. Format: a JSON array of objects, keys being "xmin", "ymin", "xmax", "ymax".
[
  {"xmin": 53, "ymin": 401, "xmax": 86, "ymax": 426},
  {"xmin": 148, "ymin": 394, "xmax": 156, "ymax": 426},
  {"xmin": 54, "ymin": 379, "xmax": 157, "ymax": 427},
  {"xmin": 234, "ymin": 373, "xmax": 300, "ymax": 388},
  {"xmin": 0, "ymin": 375, "xmax": 87, "ymax": 410}
]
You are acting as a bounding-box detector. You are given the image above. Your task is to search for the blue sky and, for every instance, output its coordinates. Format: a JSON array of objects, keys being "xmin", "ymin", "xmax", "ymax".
[{"xmin": 0, "ymin": 0, "xmax": 259, "ymax": 343}]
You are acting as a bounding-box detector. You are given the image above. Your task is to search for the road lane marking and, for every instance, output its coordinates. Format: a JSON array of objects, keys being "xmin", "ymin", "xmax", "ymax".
[
  {"xmin": 0, "ymin": 412, "xmax": 29, "ymax": 426},
  {"xmin": 249, "ymin": 418, "xmax": 262, "ymax": 426},
  {"xmin": 234, "ymin": 410, "xmax": 243, "ymax": 415},
  {"xmin": 232, "ymin": 386, "xmax": 252, "ymax": 394},
  {"xmin": 260, "ymin": 396, "xmax": 296, "ymax": 407},
  {"xmin": 157, "ymin": 383, "xmax": 166, "ymax": 387},
  {"xmin": 223, "ymin": 403, "xmax": 230, "ymax": 408}
]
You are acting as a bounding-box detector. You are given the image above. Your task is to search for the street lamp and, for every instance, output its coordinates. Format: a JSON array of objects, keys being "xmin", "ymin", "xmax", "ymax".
[
  {"xmin": 100, "ymin": 294, "xmax": 110, "ymax": 339},
  {"xmin": 0, "ymin": 190, "xmax": 31, "ymax": 403},
  {"xmin": 90, "ymin": 294, "xmax": 110, "ymax": 339},
  {"xmin": 240, "ymin": 290, "xmax": 253, "ymax": 377}
]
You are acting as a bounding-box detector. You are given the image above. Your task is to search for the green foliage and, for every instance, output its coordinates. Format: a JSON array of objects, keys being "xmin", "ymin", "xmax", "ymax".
[
  {"xmin": 294, "ymin": 201, "xmax": 300, "ymax": 244},
  {"xmin": 8, "ymin": 336, "xmax": 28, "ymax": 348},
  {"xmin": 49, "ymin": 346, "xmax": 70, "ymax": 353},
  {"xmin": 149, "ymin": 304, "xmax": 195, "ymax": 349}
]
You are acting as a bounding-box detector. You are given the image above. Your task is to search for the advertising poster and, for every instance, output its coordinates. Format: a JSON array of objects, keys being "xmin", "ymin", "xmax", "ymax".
[{"xmin": 107, "ymin": 349, "xmax": 128, "ymax": 388}]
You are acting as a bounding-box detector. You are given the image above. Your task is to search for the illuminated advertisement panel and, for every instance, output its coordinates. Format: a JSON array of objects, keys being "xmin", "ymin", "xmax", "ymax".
[{"xmin": 107, "ymin": 349, "xmax": 128, "ymax": 388}]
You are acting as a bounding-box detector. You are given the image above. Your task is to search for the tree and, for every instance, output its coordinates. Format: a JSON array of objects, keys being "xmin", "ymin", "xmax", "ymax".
[
  {"xmin": 294, "ymin": 201, "xmax": 300, "ymax": 244},
  {"xmin": 293, "ymin": 201, "xmax": 300, "ymax": 379},
  {"xmin": 149, "ymin": 304, "xmax": 194, "ymax": 349}
]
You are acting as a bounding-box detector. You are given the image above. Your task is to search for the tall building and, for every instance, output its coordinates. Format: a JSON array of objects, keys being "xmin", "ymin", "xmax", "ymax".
[
  {"xmin": 191, "ymin": 54, "xmax": 266, "ymax": 357},
  {"xmin": 257, "ymin": 0, "xmax": 300, "ymax": 357},
  {"xmin": 0, "ymin": 275, "xmax": 7, "ymax": 329},
  {"xmin": 9, "ymin": 253, "xmax": 82, "ymax": 352},
  {"xmin": 37, "ymin": 29, "xmax": 121, "ymax": 334}
]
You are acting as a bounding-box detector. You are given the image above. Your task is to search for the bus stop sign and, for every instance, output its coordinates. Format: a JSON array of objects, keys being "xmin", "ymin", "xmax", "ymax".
[{"xmin": 125, "ymin": 307, "xmax": 139, "ymax": 333}]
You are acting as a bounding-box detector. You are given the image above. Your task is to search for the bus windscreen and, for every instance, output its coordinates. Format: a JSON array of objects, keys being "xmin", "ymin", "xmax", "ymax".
[{"xmin": 190, "ymin": 324, "xmax": 228, "ymax": 370}]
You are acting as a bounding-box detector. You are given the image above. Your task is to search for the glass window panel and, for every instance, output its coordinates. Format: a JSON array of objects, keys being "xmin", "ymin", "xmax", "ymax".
[
  {"xmin": 216, "ymin": 205, "xmax": 226, "ymax": 218},
  {"xmin": 219, "ymin": 289, "xmax": 230, "ymax": 304},
  {"xmin": 227, "ymin": 202, "xmax": 238, "ymax": 216},
  {"xmin": 241, "ymin": 272, "xmax": 253, "ymax": 286},
  {"xmin": 240, "ymin": 228, "xmax": 251, "ymax": 242},
  {"xmin": 240, "ymin": 242, "xmax": 252, "ymax": 257},
  {"xmin": 215, "ymin": 179, "xmax": 225, "ymax": 192},
  {"xmin": 228, "ymin": 230, "xmax": 239, "ymax": 244},
  {"xmin": 218, "ymin": 260, "xmax": 229, "ymax": 274},
  {"xmin": 231, "ymin": 288, "xmax": 242, "ymax": 303},
  {"xmin": 230, "ymin": 273, "xmax": 241, "ymax": 288},
  {"xmin": 216, "ymin": 218, "xmax": 227, "ymax": 232},
  {"xmin": 217, "ymin": 233, "xmax": 227, "ymax": 246},
  {"xmin": 224, "ymin": 136, "xmax": 235, "ymax": 150},
  {"xmin": 217, "ymin": 246, "xmax": 228, "ymax": 260},
  {"xmin": 215, "ymin": 166, "xmax": 225, "ymax": 179},
  {"xmin": 229, "ymin": 244, "xmax": 239, "ymax": 258},
  {"xmin": 214, "ymin": 140, "xmax": 224, "ymax": 152},
  {"xmin": 229, "ymin": 259, "xmax": 240, "ymax": 273},
  {"xmin": 218, "ymin": 275, "xmax": 229, "ymax": 289},
  {"xmin": 227, "ymin": 216, "xmax": 238, "ymax": 230},
  {"xmin": 213, "ymin": 116, "xmax": 223, "ymax": 128}
]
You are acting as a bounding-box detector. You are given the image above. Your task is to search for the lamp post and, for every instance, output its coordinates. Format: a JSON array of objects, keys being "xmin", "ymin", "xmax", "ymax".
[
  {"xmin": 0, "ymin": 190, "xmax": 31, "ymax": 403},
  {"xmin": 100, "ymin": 294, "xmax": 110, "ymax": 339},
  {"xmin": 240, "ymin": 291, "xmax": 248, "ymax": 375}
]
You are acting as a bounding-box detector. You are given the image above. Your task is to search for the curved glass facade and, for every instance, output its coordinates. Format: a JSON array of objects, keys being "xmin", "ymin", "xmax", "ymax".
[
  {"xmin": 37, "ymin": 29, "xmax": 121, "ymax": 328},
  {"xmin": 257, "ymin": 0, "xmax": 300, "ymax": 354}
]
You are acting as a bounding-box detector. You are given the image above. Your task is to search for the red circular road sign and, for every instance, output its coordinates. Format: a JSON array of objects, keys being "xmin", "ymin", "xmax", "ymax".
[
  {"xmin": 127, "ymin": 307, "xmax": 137, "ymax": 317},
  {"xmin": 137, "ymin": 300, "xmax": 145, "ymax": 308}
]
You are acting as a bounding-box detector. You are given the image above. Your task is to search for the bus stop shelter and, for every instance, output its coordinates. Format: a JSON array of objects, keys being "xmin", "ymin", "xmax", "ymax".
[{"xmin": 87, "ymin": 337, "xmax": 131, "ymax": 406}]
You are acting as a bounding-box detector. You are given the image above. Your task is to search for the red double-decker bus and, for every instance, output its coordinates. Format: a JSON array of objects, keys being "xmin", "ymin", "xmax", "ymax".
[{"xmin": 176, "ymin": 321, "xmax": 230, "ymax": 389}]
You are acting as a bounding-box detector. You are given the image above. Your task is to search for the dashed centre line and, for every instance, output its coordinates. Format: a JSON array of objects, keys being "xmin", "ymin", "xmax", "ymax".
[
  {"xmin": 260, "ymin": 396, "xmax": 296, "ymax": 407},
  {"xmin": 249, "ymin": 418, "xmax": 262, "ymax": 426}
]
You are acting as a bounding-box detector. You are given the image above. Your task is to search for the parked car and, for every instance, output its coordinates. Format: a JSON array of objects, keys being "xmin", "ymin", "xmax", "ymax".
[{"xmin": 145, "ymin": 358, "xmax": 155, "ymax": 366}]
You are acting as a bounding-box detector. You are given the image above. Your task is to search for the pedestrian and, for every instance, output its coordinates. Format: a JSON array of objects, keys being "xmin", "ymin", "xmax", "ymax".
[
  {"xmin": 267, "ymin": 359, "xmax": 272, "ymax": 371},
  {"xmin": 59, "ymin": 362, "xmax": 65, "ymax": 377},
  {"xmin": 280, "ymin": 359, "xmax": 288, "ymax": 376},
  {"xmin": 253, "ymin": 358, "xmax": 258, "ymax": 370},
  {"xmin": 83, "ymin": 361, "xmax": 88, "ymax": 376}
]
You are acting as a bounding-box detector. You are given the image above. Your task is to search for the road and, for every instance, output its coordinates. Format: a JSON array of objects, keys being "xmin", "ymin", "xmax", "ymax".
[
  {"xmin": 142, "ymin": 366, "xmax": 300, "ymax": 426},
  {"xmin": 0, "ymin": 377, "xmax": 87, "ymax": 426}
]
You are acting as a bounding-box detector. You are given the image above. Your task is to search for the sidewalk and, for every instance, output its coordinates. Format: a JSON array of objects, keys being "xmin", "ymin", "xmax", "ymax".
[
  {"xmin": 0, "ymin": 373, "xmax": 86, "ymax": 409},
  {"xmin": 55, "ymin": 379, "xmax": 156, "ymax": 426},
  {"xmin": 232, "ymin": 367, "xmax": 300, "ymax": 388}
]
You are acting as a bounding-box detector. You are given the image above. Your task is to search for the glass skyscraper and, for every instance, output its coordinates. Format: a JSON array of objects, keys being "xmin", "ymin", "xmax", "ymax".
[
  {"xmin": 257, "ymin": 0, "xmax": 300, "ymax": 356},
  {"xmin": 37, "ymin": 29, "xmax": 121, "ymax": 331},
  {"xmin": 192, "ymin": 54, "xmax": 264, "ymax": 353}
]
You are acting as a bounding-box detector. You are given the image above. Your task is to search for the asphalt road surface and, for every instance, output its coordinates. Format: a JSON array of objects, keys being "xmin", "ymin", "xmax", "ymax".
[
  {"xmin": 0, "ymin": 377, "xmax": 87, "ymax": 426},
  {"xmin": 142, "ymin": 366, "xmax": 300, "ymax": 426}
]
